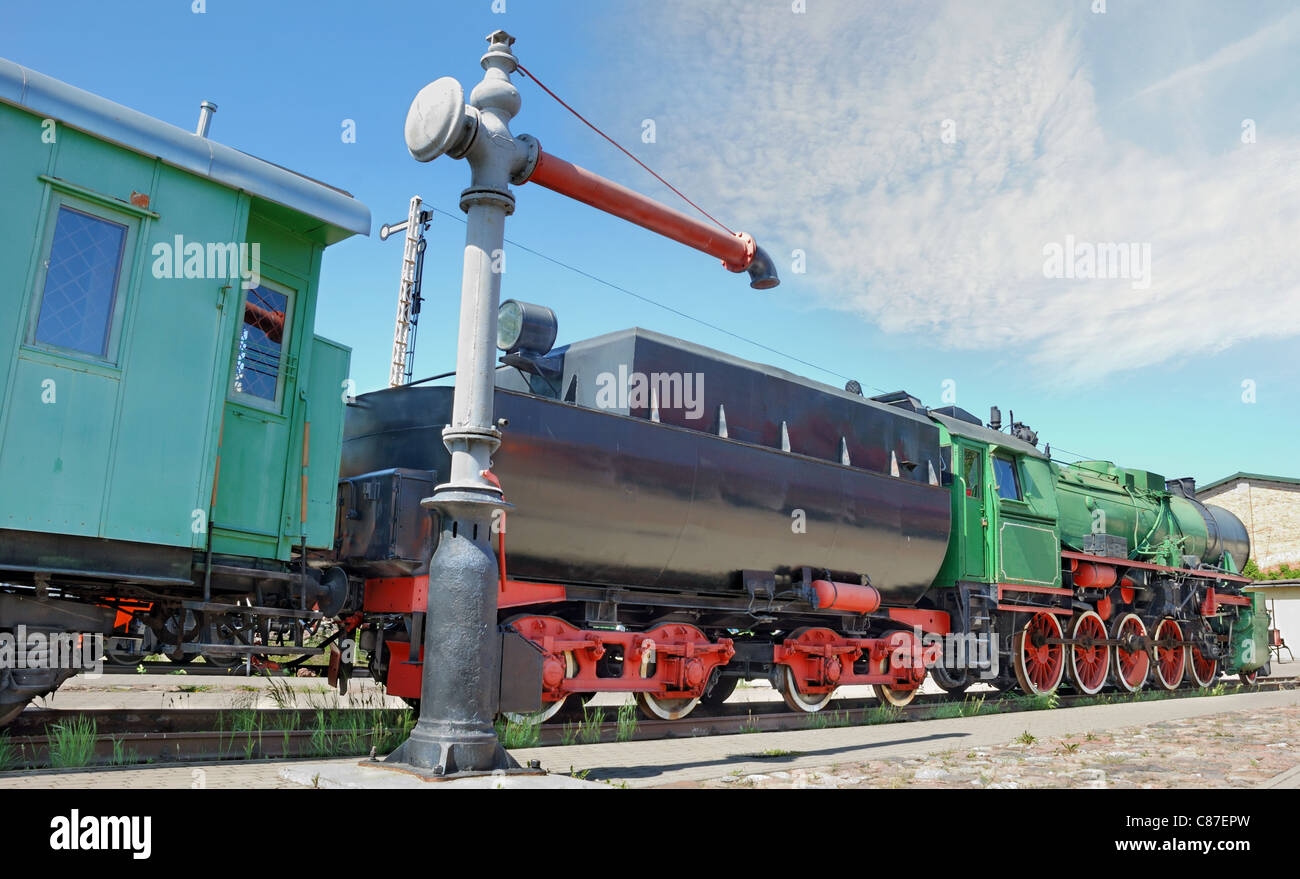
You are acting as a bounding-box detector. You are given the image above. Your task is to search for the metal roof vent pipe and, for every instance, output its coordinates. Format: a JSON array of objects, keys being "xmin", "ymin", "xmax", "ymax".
[{"xmin": 196, "ymin": 100, "xmax": 217, "ymax": 137}]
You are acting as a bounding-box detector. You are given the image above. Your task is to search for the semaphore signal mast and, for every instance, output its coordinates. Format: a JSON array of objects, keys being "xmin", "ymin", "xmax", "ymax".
[{"xmin": 379, "ymin": 196, "xmax": 431, "ymax": 387}]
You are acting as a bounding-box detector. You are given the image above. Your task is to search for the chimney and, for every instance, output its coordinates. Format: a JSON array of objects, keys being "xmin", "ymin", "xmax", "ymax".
[{"xmin": 196, "ymin": 101, "xmax": 217, "ymax": 137}]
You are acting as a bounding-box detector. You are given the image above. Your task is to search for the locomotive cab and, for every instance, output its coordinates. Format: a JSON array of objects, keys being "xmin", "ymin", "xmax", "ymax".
[{"xmin": 930, "ymin": 411, "xmax": 1061, "ymax": 590}]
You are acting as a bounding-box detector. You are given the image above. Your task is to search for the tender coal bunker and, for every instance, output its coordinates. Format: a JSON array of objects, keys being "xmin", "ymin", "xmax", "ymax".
[{"xmin": 341, "ymin": 330, "xmax": 951, "ymax": 602}]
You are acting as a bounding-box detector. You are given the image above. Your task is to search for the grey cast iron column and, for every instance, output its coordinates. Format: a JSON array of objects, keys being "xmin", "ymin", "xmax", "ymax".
[{"xmin": 385, "ymin": 30, "xmax": 539, "ymax": 776}]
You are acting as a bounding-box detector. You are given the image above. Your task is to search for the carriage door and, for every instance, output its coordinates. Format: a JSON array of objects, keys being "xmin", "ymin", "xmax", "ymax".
[
  {"xmin": 213, "ymin": 278, "xmax": 298, "ymax": 561},
  {"xmin": 957, "ymin": 442, "xmax": 989, "ymax": 580}
]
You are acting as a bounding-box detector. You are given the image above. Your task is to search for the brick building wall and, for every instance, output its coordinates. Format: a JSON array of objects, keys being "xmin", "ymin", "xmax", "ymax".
[{"xmin": 1197, "ymin": 475, "xmax": 1300, "ymax": 571}]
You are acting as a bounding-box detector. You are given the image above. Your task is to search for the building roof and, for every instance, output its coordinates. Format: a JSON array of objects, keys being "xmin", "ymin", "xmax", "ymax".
[
  {"xmin": 1245, "ymin": 579, "xmax": 1300, "ymax": 600},
  {"xmin": 1197, "ymin": 472, "xmax": 1300, "ymax": 495},
  {"xmin": 0, "ymin": 57, "xmax": 370, "ymax": 243}
]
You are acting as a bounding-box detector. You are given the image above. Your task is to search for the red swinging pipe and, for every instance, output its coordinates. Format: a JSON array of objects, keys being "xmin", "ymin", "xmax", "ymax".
[{"xmin": 522, "ymin": 149, "xmax": 760, "ymax": 275}]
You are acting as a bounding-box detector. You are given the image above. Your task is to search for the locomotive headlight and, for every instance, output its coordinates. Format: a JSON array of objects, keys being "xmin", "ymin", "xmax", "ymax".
[{"xmin": 497, "ymin": 299, "xmax": 558, "ymax": 355}]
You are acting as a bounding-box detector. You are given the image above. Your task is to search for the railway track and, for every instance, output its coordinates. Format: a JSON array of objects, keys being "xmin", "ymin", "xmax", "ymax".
[
  {"xmin": 2, "ymin": 676, "xmax": 1293, "ymax": 771},
  {"xmin": 525, "ymin": 675, "xmax": 1299, "ymax": 745},
  {"xmin": 97, "ymin": 664, "xmax": 353, "ymax": 677}
]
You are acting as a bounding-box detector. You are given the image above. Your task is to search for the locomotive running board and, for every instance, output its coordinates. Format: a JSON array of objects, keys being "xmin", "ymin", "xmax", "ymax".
[{"xmin": 1059, "ymin": 550, "xmax": 1252, "ymax": 584}]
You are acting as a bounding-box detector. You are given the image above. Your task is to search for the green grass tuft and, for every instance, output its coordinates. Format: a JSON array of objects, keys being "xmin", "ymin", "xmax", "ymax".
[
  {"xmin": 578, "ymin": 706, "xmax": 606, "ymax": 744},
  {"xmin": 0, "ymin": 732, "xmax": 22, "ymax": 771},
  {"xmin": 615, "ymin": 701, "xmax": 638, "ymax": 743},
  {"xmin": 863, "ymin": 704, "xmax": 902, "ymax": 725},
  {"xmin": 48, "ymin": 715, "xmax": 98, "ymax": 768},
  {"xmin": 495, "ymin": 714, "xmax": 542, "ymax": 749}
]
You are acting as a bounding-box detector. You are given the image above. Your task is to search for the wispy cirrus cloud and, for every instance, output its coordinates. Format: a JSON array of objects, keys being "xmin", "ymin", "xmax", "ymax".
[
  {"xmin": 1128, "ymin": 7, "xmax": 1300, "ymax": 101},
  {"xmin": 602, "ymin": 0, "xmax": 1300, "ymax": 382}
]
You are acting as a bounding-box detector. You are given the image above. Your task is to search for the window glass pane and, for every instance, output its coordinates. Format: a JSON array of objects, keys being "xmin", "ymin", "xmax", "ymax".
[
  {"xmin": 34, "ymin": 207, "xmax": 127, "ymax": 357},
  {"xmin": 233, "ymin": 285, "xmax": 289, "ymax": 402},
  {"xmin": 994, "ymin": 457, "xmax": 1022, "ymax": 500},
  {"xmin": 963, "ymin": 450, "xmax": 981, "ymax": 496}
]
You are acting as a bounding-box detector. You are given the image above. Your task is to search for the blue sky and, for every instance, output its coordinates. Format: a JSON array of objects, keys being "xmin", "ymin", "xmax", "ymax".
[{"xmin": 5, "ymin": 1, "xmax": 1298, "ymax": 486}]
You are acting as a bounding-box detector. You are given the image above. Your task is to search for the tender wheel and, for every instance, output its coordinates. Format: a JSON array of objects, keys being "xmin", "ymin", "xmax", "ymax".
[
  {"xmin": 779, "ymin": 664, "xmax": 835, "ymax": 712},
  {"xmin": 872, "ymin": 652, "xmax": 923, "ymax": 708},
  {"xmin": 1187, "ymin": 642, "xmax": 1218, "ymax": 688},
  {"xmin": 506, "ymin": 651, "xmax": 577, "ymax": 724},
  {"xmin": 1013, "ymin": 611, "xmax": 1066, "ymax": 696},
  {"xmin": 700, "ymin": 672, "xmax": 739, "ymax": 708},
  {"xmin": 1152, "ymin": 618, "xmax": 1186, "ymax": 691},
  {"xmin": 1111, "ymin": 612, "xmax": 1149, "ymax": 693},
  {"xmin": 1239, "ymin": 668, "xmax": 1259, "ymax": 685},
  {"xmin": 1066, "ymin": 610, "xmax": 1110, "ymax": 695},
  {"xmin": 635, "ymin": 691, "xmax": 702, "ymax": 720},
  {"xmin": 634, "ymin": 617, "xmax": 710, "ymax": 721}
]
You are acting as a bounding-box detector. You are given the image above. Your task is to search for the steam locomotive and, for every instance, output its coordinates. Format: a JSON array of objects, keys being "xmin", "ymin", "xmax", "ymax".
[{"xmin": 338, "ymin": 313, "xmax": 1266, "ymax": 721}]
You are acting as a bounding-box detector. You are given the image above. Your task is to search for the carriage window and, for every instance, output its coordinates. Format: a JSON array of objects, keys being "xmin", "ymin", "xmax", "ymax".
[
  {"xmin": 962, "ymin": 449, "xmax": 981, "ymax": 497},
  {"xmin": 31, "ymin": 205, "xmax": 129, "ymax": 359},
  {"xmin": 230, "ymin": 282, "xmax": 292, "ymax": 408},
  {"xmin": 994, "ymin": 456, "xmax": 1022, "ymax": 500}
]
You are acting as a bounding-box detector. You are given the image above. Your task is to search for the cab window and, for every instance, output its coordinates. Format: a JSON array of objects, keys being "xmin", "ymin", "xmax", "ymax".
[
  {"xmin": 994, "ymin": 456, "xmax": 1022, "ymax": 501},
  {"xmin": 962, "ymin": 449, "xmax": 981, "ymax": 497}
]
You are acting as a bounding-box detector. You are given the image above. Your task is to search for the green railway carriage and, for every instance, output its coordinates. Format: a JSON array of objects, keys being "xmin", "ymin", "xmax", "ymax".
[{"xmin": 0, "ymin": 58, "xmax": 369, "ymax": 720}]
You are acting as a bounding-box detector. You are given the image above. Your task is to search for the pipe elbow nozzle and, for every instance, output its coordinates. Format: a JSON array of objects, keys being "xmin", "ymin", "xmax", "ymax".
[{"xmin": 746, "ymin": 244, "xmax": 780, "ymax": 290}]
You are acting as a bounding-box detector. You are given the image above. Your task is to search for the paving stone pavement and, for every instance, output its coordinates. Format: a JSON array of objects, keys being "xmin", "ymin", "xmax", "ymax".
[
  {"xmin": 702, "ymin": 702, "xmax": 1300, "ymax": 789},
  {"xmin": 0, "ymin": 686, "xmax": 1294, "ymax": 789},
  {"xmin": 513, "ymin": 687, "xmax": 1300, "ymax": 788}
]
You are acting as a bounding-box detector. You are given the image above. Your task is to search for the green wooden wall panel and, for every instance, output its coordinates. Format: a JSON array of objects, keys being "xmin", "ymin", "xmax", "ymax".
[
  {"xmin": 0, "ymin": 108, "xmax": 52, "ymax": 404},
  {"xmin": 0, "ymin": 358, "xmax": 118, "ymax": 534},
  {"xmin": 305, "ymin": 336, "xmax": 350, "ymax": 548},
  {"xmin": 247, "ymin": 214, "xmax": 314, "ymax": 280},
  {"xmin": 50, "ymin": 127, "xmax": 157, "ymax": 201},
  {"xmin": 103, "ymin": 166, "xmax": 242, "ymax": 546},
  {"xmin": 214, "ymin": 404, "xmax": 291, "ymax": 549}
]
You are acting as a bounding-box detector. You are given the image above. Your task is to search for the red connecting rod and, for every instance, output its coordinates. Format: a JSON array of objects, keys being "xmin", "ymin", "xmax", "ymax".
[{"xmin": 522, "ymin": 149, "xmax": 758, "ymax": 273}]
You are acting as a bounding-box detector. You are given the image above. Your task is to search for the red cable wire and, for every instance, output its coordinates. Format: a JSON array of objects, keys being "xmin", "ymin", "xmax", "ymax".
[{"xmin": 515, "ymin": 62, "xmax": 736, "ymax": 236}]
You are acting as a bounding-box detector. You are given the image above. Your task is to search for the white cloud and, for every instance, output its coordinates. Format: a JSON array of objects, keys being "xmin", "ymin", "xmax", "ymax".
[
  {"xmin": 603, "ymin": 0, "xmax": 1300, "ymax": 382},
  {"xmin": 1129, "ymin": 7, "xmax": 1300, "ymax": 101}
]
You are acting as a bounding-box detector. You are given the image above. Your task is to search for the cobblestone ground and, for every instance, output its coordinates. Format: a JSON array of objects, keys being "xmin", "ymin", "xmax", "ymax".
[{"xmin": 705, "ymin": 704, "xmax": 1300, "ymax": 789}]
